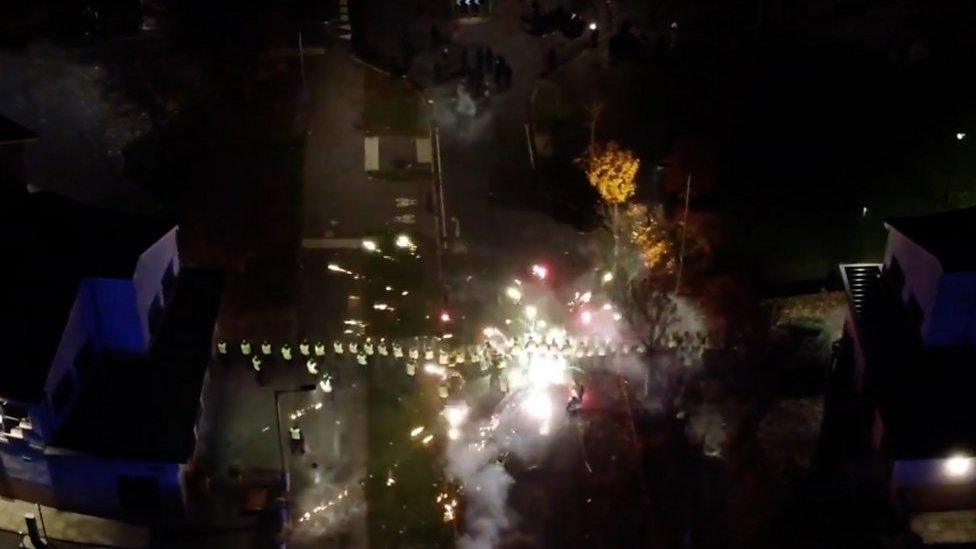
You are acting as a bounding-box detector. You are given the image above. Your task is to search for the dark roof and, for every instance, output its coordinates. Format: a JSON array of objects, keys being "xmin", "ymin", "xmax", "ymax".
[
  {"xmin": 0, "ymin": 115, "xmax": 36, "ymax": 144},
  {"xmin": 2, "ymin": 192, "xmax": 172, "ymax": 402},
  {"xmin": 53, "ymin": 268, "xmax": 224, "ymax": 462},
  {"xmin": 887, "ymin": 207, "xmax": 976, "ymax": 272}
]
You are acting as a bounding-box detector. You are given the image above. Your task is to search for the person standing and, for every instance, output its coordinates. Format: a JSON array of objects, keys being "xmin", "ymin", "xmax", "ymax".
[
  {"xmin": 216, "ymin": 340, "xmax": 229, "ymax": 364},
  {"xmin": 280, "ymin": 343, "xmax": 293, "ymax": 363},
  {"xmin": 289, "ymin": 425, "xmax": 305, "ymax": 455},
  {"xmin": 240, "ymin": 339, "xmax": 252, "ymax": 358},
  {"xmin": 299, "ymin": 339, "xmax": 311, "ymax": 358}
]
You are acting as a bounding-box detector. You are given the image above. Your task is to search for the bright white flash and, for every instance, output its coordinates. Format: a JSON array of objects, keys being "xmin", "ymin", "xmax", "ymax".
[{"xmin": 523, "ymin": 390, "xmax": 552, "ymax": 422}]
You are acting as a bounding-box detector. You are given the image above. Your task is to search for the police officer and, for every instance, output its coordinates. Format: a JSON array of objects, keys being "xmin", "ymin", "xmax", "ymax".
[
  {"xmin": 306, "ymin": 357, "xmax": 319, "ymax": 375},
  {"xmin": 406, "ymin": 361, "xmax": 416, "ymax": 376},
  {"xmin": 348, "ymin": 340, "xmax": 359, "ymax": 355},
  {"xmin": 378, "ymin": 339, "xmax": 389, "ymax": 357},
  {"xmin": 356, "ymin": 353, "xmax": 368, "ymax": 366},
  {"xmin": 333, "ymin": 340, "xmax": 344, "ymax": 357},
  {"xmin": 251, "ymin": 355, "xmax": 265, "ymax": 385},
  {"xmin": 393, "ymin": 342, "xmax": 404, "ymax": 359},
  {"xmin": 261, "ymin": 340, "xmax": 273, "ymax": 358},
  {"xmin": 299, "ymin": 339, "xmax": 311, "ymax": 357},
  {"xmin": 289, "ymin": 424, "xmax": 305, "ymax": 454},
  {"xmin": 363, "ymin": 339, "xmax": 374, "ymax": 357},
  {"xmin": 314, "ymin": 341, "xmax": 326, "ymax": 358},
  {"xmin": 281, "ymin": 343, "xmax": 293, "ymax": 362},
  {"xmin": 320, "ymin": 374, "xmax": 334, "ymax": 400},
  {"xmin": 216, "ymin": 340, "xmax": 229, "ymax": 363},
  {"xmin": 438, "ymin": 348, "xmax": 450, "ymax": 366},
  {"xmin": 424, "ymin": 345, "xmax": 435, "ymax": 361},
  {"xmin": 408, "ymin": 345, "xmax": 419, "ymax": 361},
  {"xmin": 240, "ymin": 339, "xmax": 252, "ymax": 357}
]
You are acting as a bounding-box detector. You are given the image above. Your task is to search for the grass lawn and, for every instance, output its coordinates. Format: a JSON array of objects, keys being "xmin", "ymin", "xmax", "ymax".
[{"xmin": 363, "ymin": 70, "xmax": 426, "ymax": 137}]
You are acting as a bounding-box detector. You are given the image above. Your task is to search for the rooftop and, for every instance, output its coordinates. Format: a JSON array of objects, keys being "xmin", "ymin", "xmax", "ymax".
[
  {"xmin": 3, "ymin": 192, "xmax": 172, "ymax": 402},
  {"xmin": 0, "ymin": 115, "xmax": 36, "ymax": 144},
  {"xmin": 52, "ymin": 268, "xmax": 224, "ymax": 462},
  {"xmin": 887, "ymin": 207, "xmax": 976, "ymax": 272}
]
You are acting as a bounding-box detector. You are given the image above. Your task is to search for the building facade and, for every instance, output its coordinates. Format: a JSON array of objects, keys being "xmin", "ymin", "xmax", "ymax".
[
  {"xmin": 830, "ymin": 207, "xmax": 976, "ymax": 524},
  {"xmin": 1, "ymin": 192, "xmax": 222, "ymax": 521}
]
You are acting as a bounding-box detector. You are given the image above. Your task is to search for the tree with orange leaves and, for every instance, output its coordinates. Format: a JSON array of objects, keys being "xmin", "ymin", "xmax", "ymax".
[{"xmin": 577, "ymin": 141, "xmax": 641, "ymax": 263}]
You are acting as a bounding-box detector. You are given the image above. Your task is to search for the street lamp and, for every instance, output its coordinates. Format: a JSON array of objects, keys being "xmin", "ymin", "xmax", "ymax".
[
  {"xmin": 395, "ymin": 234, "xmax": 415, "ymax": 249},
  {"xmin": 274, "ymin": 384, "xmax": 317, "ymax": 493},
  {"xmin": 362, "ymin": 239, "xmax": 378, "ymax": 252},
  {"xmin": 957, "ymin": 132, "xmax": 966, "ymax": 141},
  {"xmin": 943, "ymin": 454, "xmax": 975, "ymax": 480}
]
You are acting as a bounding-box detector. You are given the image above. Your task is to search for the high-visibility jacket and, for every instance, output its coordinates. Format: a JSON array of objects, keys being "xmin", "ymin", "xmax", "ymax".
[
  {"xmin": 364, "ymin": 342, "xmax": 374, "ymax": 356},
  {"xmin": 393, "ymin": 344, "xmax": 404, "ymax": 358},
  {"xmin": 408, "ymin": 347, "xmax": 419, "ymax": 360},
  {"xmin": 306, "ymin": 359, "xmax": 318, "ymax": 375},
  {"xmin": 314, "ymin": 343, "xmax": 326, "ymax": 357},
  {"xmin": 321, "ymin": 377, "xmax": 333, "ymax": 393},
  {"xmin": 406, "ymin": 362, "xmax": 416, "ymax": 376},
  {"xmin": 299, "ymin": 342, "xmax": 311, "ymax": 356},
  {"xmin": 356, "ymin": 354, "xmax": 367, "ymax": 366},
  {"xmin": 333, "ymin": 341, "xmax": 344, "ymax": 354},
  {"xmin": 281, "ymin": 345, "xmax": 293, "ymax": 360},
  {"xmin": 437, "ymin": 384, "xmax": 449, "ymax": 398},
  {"xmin": 289, "ymin": 427, "xmax": 302, "ymax": 440},
  {"xmin": 438, "ymin": 350, "xmax": 449, "ymax": 365},
  {"xmin": 217, "ymin": 341, "xmax": 228, "ymax": 354},
  {"xmin": 261, "ymin": 342, "xmax": 272, "ymax": 356},
  {"xmin": 251, "ymin": 356, "xmax": 262, "ymax": 371},
  {"xmin": 241, "ymin": 341, "xmax": 252, "ymax": 355},
  {"xmin": 348, "ymin": 342, "xmax": 358, "ymax": 354},
  {"xmin": 378, "ymin": 342, "xmax": 389, "ymax": 356},
  {"xmin": 424, "ymin": 348, "xmax": 434, "ymax": 360}
]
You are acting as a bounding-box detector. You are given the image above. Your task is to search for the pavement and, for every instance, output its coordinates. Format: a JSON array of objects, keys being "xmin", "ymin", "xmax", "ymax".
[{"xmin": 0, "ymin": 498, "xmax": 148, "ymax": 548}]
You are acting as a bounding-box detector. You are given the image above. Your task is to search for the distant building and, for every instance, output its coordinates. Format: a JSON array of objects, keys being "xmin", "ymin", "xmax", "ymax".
[
  {"xmin": 1, "ymin": 190, "xmax": 222, "ymax": 520},
  {"xmin": 829, "ymin": 207, "xmax": 976, "ymax": 528}
]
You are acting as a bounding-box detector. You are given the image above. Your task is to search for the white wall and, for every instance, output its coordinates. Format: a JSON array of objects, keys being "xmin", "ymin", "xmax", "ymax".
[
  {"xmin": 132, "ymin": 227, "xmax": 179, "ymax": 344},
  {"xmin": 885, "ymin": 227, "xmax": 943, "ymax": 340}
]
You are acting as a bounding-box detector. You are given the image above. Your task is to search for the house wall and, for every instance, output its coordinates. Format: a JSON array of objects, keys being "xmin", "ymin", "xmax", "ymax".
[
  {"xmin": 927, "ymin": 272, "xmax": 976, "ymax": 348},
  {"xmin": 42, "ymin": 279, "xmax": 145, "ymax": 439},
  {"xmin": 46, "ymin": 453, "xmax": 183, "ymax": 519},
  {"xmin": 132, "ymin": 227, "xmax": 179, "ymax": 344},
  {"xmin": 884, "ymin": 227, "xmax": 943, "ymax": 340}
]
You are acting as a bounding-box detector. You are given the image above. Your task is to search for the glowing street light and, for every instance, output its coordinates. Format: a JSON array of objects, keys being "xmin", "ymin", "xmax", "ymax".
[
  {"xmin": 602, "ymin": 271, "xmax": 614, "ymax": 283},
  {"xmin": 531, "ymin": 264, "xmax": 548, "ymax": 280},
  {"xmin": 957, "ymin": 132, "xmax": 967, "ymax": 141},
  {"xmin": 524, "ymin": 305, "xmax": 538, "ymax": 320},
  {"xmin": 944, "ymin": 454, "xmax": 974, "ymax": 479},
  {"xmin": 440, "ymin": 312, "xmax": 452, "ymax": 323},
  {"xmin": 395, "ymin": 234, "xmax": 415, "ymax": 249},
  {"xmin": 361, "ymin": 239, "xmax": 378, "ymax": 252},
  {"xmin": 589, "ymin": 22, "xmax": 598, "ymax": 31}
]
